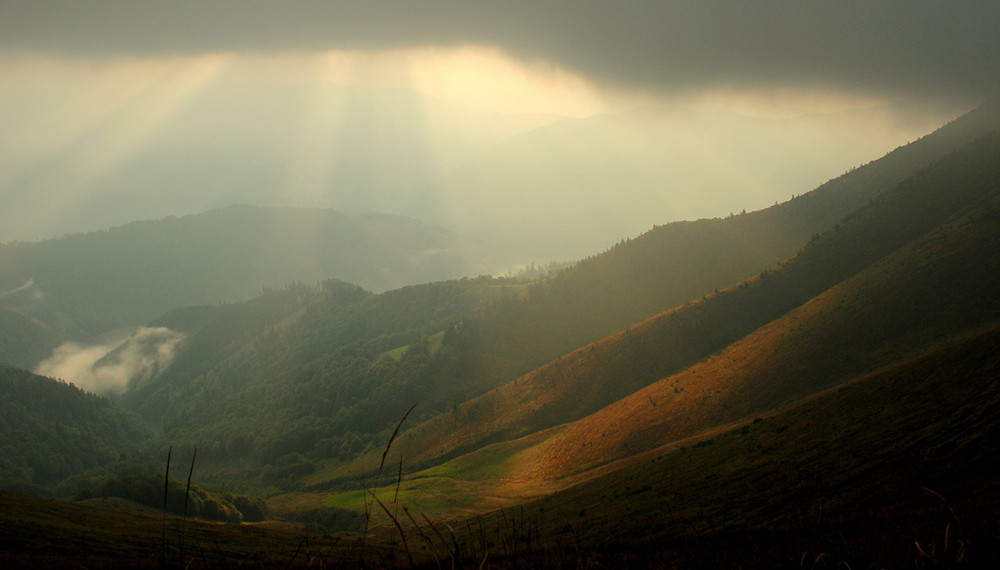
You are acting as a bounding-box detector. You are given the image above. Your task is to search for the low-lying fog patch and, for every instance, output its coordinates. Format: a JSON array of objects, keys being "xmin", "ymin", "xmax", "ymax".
[{"xmin": 34, "ymin": 327, "xmax": 185, "ymax": 395}]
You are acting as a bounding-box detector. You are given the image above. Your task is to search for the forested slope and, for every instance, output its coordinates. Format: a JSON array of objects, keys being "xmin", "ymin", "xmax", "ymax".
[
  {"xmin": 0, "ymin": 363, "xmax": 152, "ymax": 491},
  {"xmin": 0, "ymin": 307, "xmax": 64, "ymax": 369},
  {"xmin": 117, "ymin": 276, "xmax": 523, "ymax": 486}
]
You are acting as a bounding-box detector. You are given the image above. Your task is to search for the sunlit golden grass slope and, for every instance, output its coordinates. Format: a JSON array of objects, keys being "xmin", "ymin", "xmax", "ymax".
[
  {"xmin": 389, "ymin": 185, "xmax": 1000, "ymax": 507},
  {"xmin": 516, "ymin": 197, "xmax": 1000, "ymax": 484},
  {"xmin": 314, "ymin": 129, "xmax": 1000, "ymax": 491},
  {"xmin": 512, "ymin": 323, "xmax": 1000, "ymax": 568},
  {"xmin": 377, "ymin": 192, "xmax": 1000, "ymax": 561},
  {"xmin": 288, "ymin": 318, "xmax": 1000, "ymax": 567}
]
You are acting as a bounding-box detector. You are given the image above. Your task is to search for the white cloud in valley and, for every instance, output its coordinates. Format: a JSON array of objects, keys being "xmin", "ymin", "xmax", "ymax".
[{"xmin": 33, "ymin": 327, "xmax": 186, "ymax": 395}]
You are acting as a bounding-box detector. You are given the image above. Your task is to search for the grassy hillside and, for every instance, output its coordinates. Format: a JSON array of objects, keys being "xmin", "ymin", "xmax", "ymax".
[
  {"xmin": 275, "ymin": 130, "xmax": 1000, "ymax": 561},
  {"xmin": 7, "ymin": 330, "xmax": 999, "ymax": 566},
  {"xmin": 470, "ymin": 325, "xmax": 1000, "ymax": 568},
  {"xmin": 274, "ymin": 325, "xmax": 1000, "ymax": 568},
  {"xmin": 384, "ymin": 95, "xmax": 1000, "ymax": 412},
  {"xmin": 324, "ymin": 128, "xmax": 1000, "ymax": 482},
  {"xmin": 516, "ymin": 186, "xmax": 1000, "ymax": 483},
  {"xmin": 307, "ymin": 126, "xmax": 999, "ymax": 567}
]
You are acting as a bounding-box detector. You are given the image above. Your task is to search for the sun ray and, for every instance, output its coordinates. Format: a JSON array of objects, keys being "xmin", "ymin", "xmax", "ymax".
[
  {"xmin": 8, "ymin": 53, "xmax": 232, "ymax": 236},
  {"xmin": 0, "ymin": 56, "xmax": 178, "ymax": 194},
  {"xmin": 404, "ymin": 46, "xmax": 611, "ymax": 117},
  {"xmin": 279, "ymin": 52, "xmax": 352, "ymax": 208}
]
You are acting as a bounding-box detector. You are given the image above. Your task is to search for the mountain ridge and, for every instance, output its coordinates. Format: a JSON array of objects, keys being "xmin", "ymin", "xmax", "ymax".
[
  {"xmin": 316, "ymin": 127, "xmax": 1000, "ymax": 485},
  {"xmin": 0, "ymin": 205, "xmax": 493, "ymax": 367}
]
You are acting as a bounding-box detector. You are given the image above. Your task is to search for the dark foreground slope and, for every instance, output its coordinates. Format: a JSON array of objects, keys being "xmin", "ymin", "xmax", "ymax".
[
  {"xmin": 0, "ymin": 490, "xmax": 360, "ymax": 569},
  {"xmin": 5, "ymin": 329, "xmax": 997, "ymax": 568},
  {"xmin": 5, "ymin": 330, "xmax": 999, "ymax": 568}
]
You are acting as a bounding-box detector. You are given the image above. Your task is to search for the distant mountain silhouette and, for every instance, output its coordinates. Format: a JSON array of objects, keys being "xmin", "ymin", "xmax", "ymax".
[{"xmin": 0, "ymin": 205, "xmax": 489, "ymax": 361}]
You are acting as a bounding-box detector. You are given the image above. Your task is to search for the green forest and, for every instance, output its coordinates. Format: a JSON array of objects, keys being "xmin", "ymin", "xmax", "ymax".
[{"xmin": 0, "ymin": 364, "xmax": 151, "ymax": 491}]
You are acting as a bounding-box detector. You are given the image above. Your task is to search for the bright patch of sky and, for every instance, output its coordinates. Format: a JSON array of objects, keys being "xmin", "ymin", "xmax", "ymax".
[{"xmin": 0, "ymin": 13, "xmax": 986, "ymax": 258}]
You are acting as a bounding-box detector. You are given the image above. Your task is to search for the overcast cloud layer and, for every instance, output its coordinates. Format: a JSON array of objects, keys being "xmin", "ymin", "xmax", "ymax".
[{"xmin": 2, "ymin": 1, "xmax": 998, "ymax": 104}]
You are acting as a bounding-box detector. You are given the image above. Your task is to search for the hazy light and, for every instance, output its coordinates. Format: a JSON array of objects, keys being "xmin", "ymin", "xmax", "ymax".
[
  {"xmin": 279, "ymin": 53, "xmax": 352, "ymax": 207},
  {"xmin": 675, "ymin": 87, "xmax": 894, "ymax": 119},
  {"xmin": 0, "ymin": 46, "xmax": 965, "ymax": 251},
  {"xmin": 1, "ymin": 53, "xmax": 231, "ymax": 236},
  {"xmin": 296, "ymin": 47, "xmax": 612, "ymax": 117},
  {"xmin": 403, "ymin": 46, "xmax": 613, "ymax": 117}
]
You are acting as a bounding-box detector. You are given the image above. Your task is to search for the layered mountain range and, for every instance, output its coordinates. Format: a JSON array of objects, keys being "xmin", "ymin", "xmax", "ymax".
[{"xmin": 2, "ymin": 97, "xmax": 1000, "ymax": 568}]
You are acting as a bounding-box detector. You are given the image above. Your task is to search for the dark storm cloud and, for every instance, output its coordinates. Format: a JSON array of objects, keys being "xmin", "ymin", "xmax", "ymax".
[{"xmin": 2, "ymin": 1, "xmax": 998, "ymax": 101}]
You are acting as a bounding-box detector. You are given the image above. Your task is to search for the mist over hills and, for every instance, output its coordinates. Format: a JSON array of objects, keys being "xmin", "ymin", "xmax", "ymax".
[
  {"xmin": 410, "ymin": 102, "xmax": 950, "ymax": 260},
  {"xmin": 2, "ymin": 67, "xmax": 947, "ymax": 262},
  {"xmin": 0, "ymin": 80, "xmax": 561, "ymax": 243},
  {"xmin": 2, "ymin": 97, "xmax": 1000, "ymax": 567},
  {"xmin": 0, "ymin": 205, "xmax": 496, "ymax": 369}
]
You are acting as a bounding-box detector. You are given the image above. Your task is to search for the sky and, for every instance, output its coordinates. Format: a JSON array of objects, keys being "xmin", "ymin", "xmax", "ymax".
[{"xmin": 1, "ymin": 1, "xmax": 998, "ymax": 256}]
